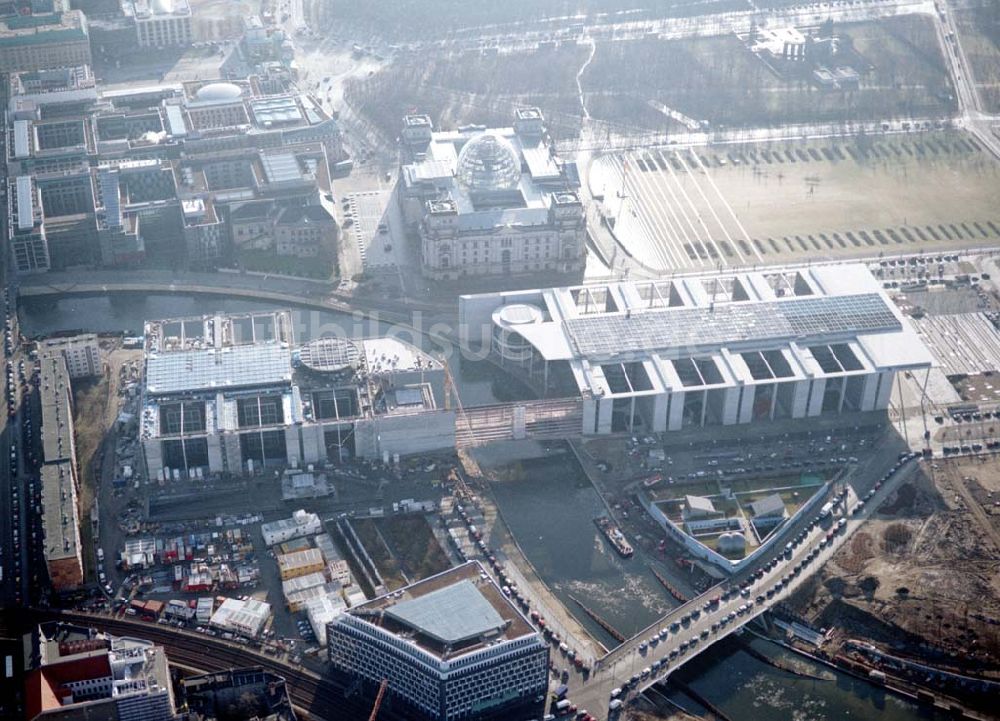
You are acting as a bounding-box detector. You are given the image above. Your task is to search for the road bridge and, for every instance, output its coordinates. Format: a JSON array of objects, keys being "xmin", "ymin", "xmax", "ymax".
[{"xmin": 564, "ymin": 454, "xmax": 921, "ymax": 720}]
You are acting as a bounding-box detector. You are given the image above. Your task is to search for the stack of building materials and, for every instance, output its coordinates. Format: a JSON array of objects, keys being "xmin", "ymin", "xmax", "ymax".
[
  {"xmin": 314, "ymin": 532, "xmax": 352, "ymax": 586},
  {"xmin": 165, "ymin": 599, "xmax": 196, "ymax": 621},
  {"xmin": 228, "ymin": 599, "xmax": 271, "ymax": 638},
  {"xmin": 183, "ymin": 565, "xmax": 214, "ymax": 592},
  {"xmin": 326, "ymin": 559, "xmax": 351, "ymax": 586},
  {"xmin": 282, "ymin": 571, "xmax": 326, "ymax": 597}
]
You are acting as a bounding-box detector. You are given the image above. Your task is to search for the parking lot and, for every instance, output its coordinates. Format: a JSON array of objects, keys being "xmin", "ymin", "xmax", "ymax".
[
  {"xmin": 344, "ymin": 189, "xmax": 393, "ymax": 269},
  {"xmin": 341, "ymin": 180, "xmax": 417, "ymax": 276}
]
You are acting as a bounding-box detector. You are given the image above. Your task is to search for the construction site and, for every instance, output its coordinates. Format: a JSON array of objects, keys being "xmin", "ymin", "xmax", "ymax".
[{"xmin": 784, "ymin": 456, "xmax": 1000, "ymax": 714}]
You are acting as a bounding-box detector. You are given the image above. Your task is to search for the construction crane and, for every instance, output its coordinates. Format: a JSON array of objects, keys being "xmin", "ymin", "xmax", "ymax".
[{"xmin": 368, "ymin": 679, "xmax": 388, "ymax": 721}]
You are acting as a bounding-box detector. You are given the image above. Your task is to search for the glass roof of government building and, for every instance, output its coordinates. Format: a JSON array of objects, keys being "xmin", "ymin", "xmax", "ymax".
[
  {"xmin": 146, "ymin": 344, "xmax": 292, "ymax": 395},
  {"xmin": 564, "ymin": 293, "xmax": 901, "ymax": 359}
]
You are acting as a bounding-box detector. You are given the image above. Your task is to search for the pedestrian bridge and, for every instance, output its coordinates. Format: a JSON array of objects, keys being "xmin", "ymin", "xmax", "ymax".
[{"xmin": 455, "ymin": 398, "xmax": 583, "ymax": 447}]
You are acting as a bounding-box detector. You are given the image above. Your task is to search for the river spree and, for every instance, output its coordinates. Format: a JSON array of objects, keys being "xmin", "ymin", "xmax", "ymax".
[
  {"xmin": 490, "ymin": 451, "xmax": 675, "ymax": 644},
  {"xmin": 18, "ymin": 293, "xmax": 523, "ymax": 407},
  {"xmin": 668, "ymin": 636, "xmax": 953, "ymax": 721}
]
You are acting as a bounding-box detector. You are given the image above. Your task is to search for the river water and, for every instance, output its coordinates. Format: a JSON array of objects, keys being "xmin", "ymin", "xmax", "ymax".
[
  {"xmin": 21, "ymin": 293, "xmax": 945, "ymax": 720},
  {"xmin": 18, "ymin": 294, "xmax": 519, "ymax": 407},
  {"xmin": 489, "ymin": 452, "xmax": 675, "ymax": 644}
]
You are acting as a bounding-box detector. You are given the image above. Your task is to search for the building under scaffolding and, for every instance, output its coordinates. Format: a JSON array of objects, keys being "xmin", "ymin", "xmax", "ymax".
[{"xmin": 139, "ymin": 311, "xmax": 454, "ymax": 480}]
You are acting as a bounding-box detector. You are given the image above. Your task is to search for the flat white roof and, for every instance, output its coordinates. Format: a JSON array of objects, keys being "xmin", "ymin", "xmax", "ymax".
[
  {"xmin": 464, "ymin": 264, "xmax": 935, "ymax": 381},
  {"xmin": 164, "ymin": 104, "xmax": 187, "ymax": 137},
  {"xmin": 15, "ymin": 176, "xmax": 34, "ymax": 231},
  {"xmin": 362, "ymin": 337, "xmax": 438, "ymax": 374},
  {"xmin": 146, "ymin": 343, "xmax": 292, "ymax": 395},
  {"xmin": 13, "ymin": 119, "xmax": 30, "ymax": 159}
]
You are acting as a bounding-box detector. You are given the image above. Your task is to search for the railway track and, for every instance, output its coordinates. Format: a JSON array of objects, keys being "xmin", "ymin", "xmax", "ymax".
[{"xmin": 20, "ymin": 609, "xmax": 384, "ymax": 721}]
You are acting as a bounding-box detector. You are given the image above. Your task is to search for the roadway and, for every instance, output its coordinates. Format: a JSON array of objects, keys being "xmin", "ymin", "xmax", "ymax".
[
  {"xmin": 430, "ymin": 0, "xmax": 936, "ymax": 56},
  {"xmin": 0, "ymin": 68, "xmax": 36, "ymax": 613},
  {"xmin": 936, "ymin": 0, "xmax": 1000, "ymax": 159},
  {"xmin": 565, "ymin": 450, "xmax": 921, "ymax": 720}
]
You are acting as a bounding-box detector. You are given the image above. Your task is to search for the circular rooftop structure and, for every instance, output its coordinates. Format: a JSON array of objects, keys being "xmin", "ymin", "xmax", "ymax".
[
  {"xmin": 151, "ymin": 0, "xmax": 174, "ymax": 13},
  {"xmin": 193, "ymin": 82, "xmax": 243, "ymax": 104},
  {"xmin": 456, "ymin": 132, "xmax": 521, "ymax": 192},
  {"xmin": 299, "ymin": 337, "xmax": 361, "ymax": 373},
  {"xmin": 494, "ymin": 303, "xmax": 544, "ymax": 328}
]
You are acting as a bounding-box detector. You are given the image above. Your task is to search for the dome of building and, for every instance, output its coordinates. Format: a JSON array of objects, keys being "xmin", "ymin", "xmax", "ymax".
[
  {"xmin": 298, "ymin": 337, "xmax": 361, "ymax": 373},
  {"xmin": 151, "ymin": 0, "xmax": 174, "ymax": 13},
  {"xmin": 456, "ymin": 132, "xmax": 522, "ymax": 192},
  {"xmin": 193, "ymin": 82, "xmax": 243, "ymax": 104}
]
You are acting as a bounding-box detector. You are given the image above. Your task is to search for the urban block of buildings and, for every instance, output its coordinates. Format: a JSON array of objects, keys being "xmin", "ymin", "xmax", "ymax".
[
  {"xmin": 6, "ymin": 73, "xmax": 343, "ymax": 274},
  {"xmin": 7, "ymin": 64, "xmax": 97, "ymax": 116},
  {"xmin": 399, "ymin": 108, "xmax": 586, "ymax": 280},
  {"xmin": 39, "ymin": 352, "xmax": 83, "ymax": 591},
  {"xmin": 459, "ymin": 264, "xmax": 935, "ymax": 435},
  {"xmin": 24, "ymin": 621, "xmax": 175, "ymax": 721},
  {"xmin": 0, "ymin": 11, "xmax": 91, "ymax": 74},
  {"xmin": 327, "ymin": 561, "xmax": 548, "ymax": 721},
  {"xmin": 138, "ymin": 311, "xmax": 455, "ymax": 481}
]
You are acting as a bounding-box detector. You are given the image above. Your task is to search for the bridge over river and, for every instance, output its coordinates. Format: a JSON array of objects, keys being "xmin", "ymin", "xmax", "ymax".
[{"xmin": 563, "ymin": 455, "xmax": 919, "ymax": 720}]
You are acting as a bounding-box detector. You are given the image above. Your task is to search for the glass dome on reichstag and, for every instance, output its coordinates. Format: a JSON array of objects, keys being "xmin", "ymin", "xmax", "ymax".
[{"xmin": 456, "ymin": 133, "xmax": 522, "ymax": 192}]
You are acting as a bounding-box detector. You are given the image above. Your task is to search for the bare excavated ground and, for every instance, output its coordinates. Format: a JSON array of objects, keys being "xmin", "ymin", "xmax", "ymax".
[{"xmin": 787, "ymin": 459, "xmax": 1000, "ymax": 678}]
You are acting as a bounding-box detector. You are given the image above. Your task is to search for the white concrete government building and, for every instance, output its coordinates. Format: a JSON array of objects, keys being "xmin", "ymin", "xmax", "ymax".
[{"xmin": 459, "ymin": 264, "xmax": 934, "ymax": 434}]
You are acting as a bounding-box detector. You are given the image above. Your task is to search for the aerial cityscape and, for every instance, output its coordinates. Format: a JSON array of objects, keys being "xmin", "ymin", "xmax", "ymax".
[{"xmin": 0, "ymin": 0, "xmax": 998, "ymax": 719}]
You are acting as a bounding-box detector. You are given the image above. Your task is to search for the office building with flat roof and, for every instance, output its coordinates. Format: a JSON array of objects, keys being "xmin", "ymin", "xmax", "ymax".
[
  {"xmin": 24, "ymin": 622, "xmax": 175, "ymax": 721},
  {"xmin": 459, "ymin": 264, "xmax": 935, "ymax": 435},
  {"xmin": 0, "ymin": 11, "xmax": 91, "ymax": 74},
  {"xmin": 8, "ymin": 65, "xmax": 98, "ymax": 117},
  {"xmin": 327, "ymin": 561, "xmax": 548, "ymax": 721},
  {"xmin": 40, "ymin": 333, "xmax": 102, "ymax": 378},
  {"xmin": 139, "ymin": 310, "xmax": 455, "ymax": 481},
  {"xmin": 123, "ymin": 0, "xmax": 192, "ymax": 48},
  {"xmin": 39, "ymin": 354, "xmax": 83, "ymax": 591}
]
